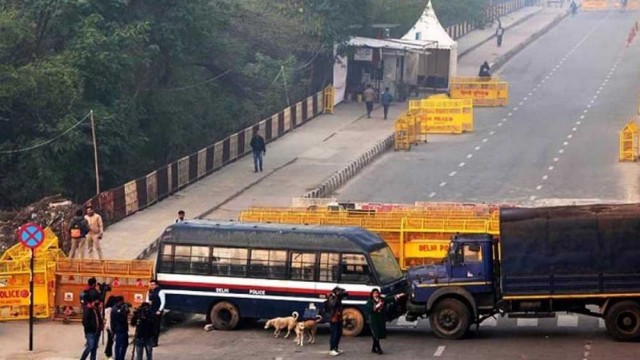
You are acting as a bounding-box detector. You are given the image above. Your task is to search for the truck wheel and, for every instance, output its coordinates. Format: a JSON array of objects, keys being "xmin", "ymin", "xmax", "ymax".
[
  {"xmin": 605, "ymin": 301, "xmax": 640, "ymax": 341},
  {"xmin": 210, "ymin": 301, "xmax": 240, "ymax": 331},
  {"xmin": 342, "ymin": 307, "xmax": 365, "ymax": 337},
  {"xmin": 429, "ymin": 298, "xmax": 470, "ymax": 340}
]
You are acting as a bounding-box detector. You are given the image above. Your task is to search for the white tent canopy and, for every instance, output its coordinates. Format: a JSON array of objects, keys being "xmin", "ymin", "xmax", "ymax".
[{"xmin": 401, "ymin": 0, "xmax": 457, "ymax": 87}]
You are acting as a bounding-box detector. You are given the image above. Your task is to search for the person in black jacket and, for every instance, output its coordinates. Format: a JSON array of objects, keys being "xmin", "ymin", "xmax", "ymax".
[
  {"xmin": 250, "ymin": 129, "xmax": 266, "ymax": 172},
  {"xmin": 111, "ymin": 296, "xmax": 130, "ymax": 360},
  {"xmin": 80, "ymin": 299, "xmax": 103, "ymax": 360},
  {"xmin": 69, "ymin": 209, "xmax": 90, "ymax": 258},
  {"xmin": 131, "ymin": 303, "xmax": 157, "ymax": 360},
  {"xmin": 146, "ymin": 280, "xmax": 165, "ymax": 347}
]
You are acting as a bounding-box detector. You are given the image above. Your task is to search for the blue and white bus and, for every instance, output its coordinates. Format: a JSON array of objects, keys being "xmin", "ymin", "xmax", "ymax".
[{"xmin": 156, "ymin": 220, "xmax": 408, "ymax": 336}]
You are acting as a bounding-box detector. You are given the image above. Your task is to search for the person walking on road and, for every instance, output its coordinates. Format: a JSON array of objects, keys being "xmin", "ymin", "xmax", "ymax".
[
  {"xmin": 363, "ymin": 84, "xmax": 376, "ymax": 118},
  {"xmin": 366, "ymin": 289, "xmax": 405, "ymax": 355},
  {"xmin": 146, "ymin": 279, "xmax": 166, "ymax": 347},
  {"xmin": 380, "ymin": 88, "xmax": 393, "ymax": 120},
  {"xmin": 69, "ymin": 209, "xmax": 89, "ymax": 258},
  {"xmin": 80, "ymin": 298, "xmax": 103, "ymax": 360},
  {"xmin": 250, "ymin": 129, "xmax": 266, "ymax": 173},
  {"xmin": 84, "ymin": 205, "xmax": 104, "ymax": 260},
  {"xmin": 496, "ymin": 19, "xmax": 505, "ymax": 48},
  {"xmin": 111, "ymin": 296, "xmax": 130, "ymax": 360}
]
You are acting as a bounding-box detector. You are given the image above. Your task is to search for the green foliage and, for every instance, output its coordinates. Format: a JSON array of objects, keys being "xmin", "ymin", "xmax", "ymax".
[{"xmin": 0, "ymin": 0, "xmax": 493, "ymax": 209}]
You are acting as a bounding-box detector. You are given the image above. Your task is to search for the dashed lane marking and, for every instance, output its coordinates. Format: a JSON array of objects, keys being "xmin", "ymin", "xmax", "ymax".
[
  {"xmin": 536, "ymin": 185, "xmax": 543, "ymax": 190},
  {"xmin": 548, "ymin": 166, "xmax": 555, "ymax": 171},
  {"xmin": 542, "ymin": 175, "xmax": 549, "ymax": 180},
  {"xmin": 475, "ymin": 146, "xmax": 481, "ymax": 150},
  {"xmin": 554, "ymin": 157, "xmax": 559, "ymax": 162},
  {"xmin": 459, "ymin": 162, "xmax": 466, "ymax": 167},
  {"xmin": 428, "ymin": 192, "xmax": 436, "ymax": 198},
  {"xmin": 482, "ymin": 138, "xmax": 488, "ymax": 143},
  {"xmin": 434, "ymin": 346, "xmax": 446, "ymax": 357},
  {"xmin": 467, "ymin": 154, "xmax": 473, "ymax": 159},
  {"xmin": 439, "ymin": 182, "xmax": 447, "ymax": 187},
  {"xmin": 449, "ymin": 171, "xmax": 457, "ymax": 177}
]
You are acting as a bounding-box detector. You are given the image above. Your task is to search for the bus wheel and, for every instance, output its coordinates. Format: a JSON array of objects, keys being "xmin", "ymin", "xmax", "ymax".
[
  {"xmin": 429, "ymin": 298, "xmax": 470, "ymax": 340},
  {"xmin": 605, "ymin": 301, "xmax": 640, "ymax": 341},
  {"xmin": 210, "ymin": 301, "xmax": 240, "ymax": 331},
  {"xmin": 342, "ymin": 307, "xmax": 365, "ymax": 337}
]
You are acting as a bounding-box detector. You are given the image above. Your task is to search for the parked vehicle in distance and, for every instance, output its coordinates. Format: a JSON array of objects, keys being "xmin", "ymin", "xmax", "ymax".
[
  {"xmin": 405, "ymin": 204, "xmax": 640, "ymax": 341},
  {"xmin": 156, "ymin": 220, "xmax": 408, "ymax": 336}
]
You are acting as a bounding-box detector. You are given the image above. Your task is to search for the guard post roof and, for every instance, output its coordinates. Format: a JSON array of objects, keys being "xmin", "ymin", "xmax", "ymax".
[{"xmin": 160, "ymin": 220, "xmax": 387, "ymax": 253}]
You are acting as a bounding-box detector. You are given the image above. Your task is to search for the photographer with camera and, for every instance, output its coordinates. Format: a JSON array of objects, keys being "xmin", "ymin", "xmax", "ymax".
[
  {"xmin": 80, "ymin": 298, "xmax": 103, "ymax": 360},
  {"xmin": 323, "ymin": 287, "xmax": 348, "ymax": 356},
  {"xmin": 131, "ymin": 302, "xmax": 156, "ymax": 360},
  {"xmin": 110, "ymin": 296, "xmax": 130, "ymax": 360},
  {"xmin": 81, "ymin": 278, "xmax": 101, "ymax": 309}
]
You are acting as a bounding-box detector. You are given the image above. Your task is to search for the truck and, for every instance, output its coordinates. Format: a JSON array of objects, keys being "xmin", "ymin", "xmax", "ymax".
[{"xmin": 404, "ymin": 203, "xmax": 640, "ymax": 341}]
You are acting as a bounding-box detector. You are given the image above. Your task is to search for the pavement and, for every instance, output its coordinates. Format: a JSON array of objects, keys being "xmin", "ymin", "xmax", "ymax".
[
  {"xmin": 94, "ymin": 4, "xmax": 572, "ymax": 261},
  {"xmin": 0, "ymin": 5, "xmax": 593, "ymax": 359}
]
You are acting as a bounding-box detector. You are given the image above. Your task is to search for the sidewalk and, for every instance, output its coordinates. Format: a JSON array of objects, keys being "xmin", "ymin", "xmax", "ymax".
[{"xmin": 100, "ymin": 5, "xmax": 569, "ymax": 261}]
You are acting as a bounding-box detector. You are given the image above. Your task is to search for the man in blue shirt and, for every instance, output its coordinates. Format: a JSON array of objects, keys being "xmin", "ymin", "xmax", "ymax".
[{"xmin": 380, "ymin": 88, "xmax": 393, "ymax": 120}]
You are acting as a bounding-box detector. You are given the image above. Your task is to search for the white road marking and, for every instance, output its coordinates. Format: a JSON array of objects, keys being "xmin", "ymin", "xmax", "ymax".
[
  {"xmin": 599, "ymin": 319, "xmax": 606, "ymax": 328},
  {"xmin": 580, "ymin": 115, "xmax": 585, "ymax": 119},
  {"xmin": 572, "ymin": 127, "xmax": 578, "ymax": 131},
  {"xmin": 467, "ymin": 154, "xmax": 473, "ymax": 159},
  {"xmin": 542, "ymin": 175, "xmax": 549, "ymax": 180},
  {"xmin": 524, "ymin": 97, "xmax": 528, "ymax": 101},
  {"xmin": 489, "ymin": 131, "xmax": 495, "ymax": 135},
  {"xmin": 536, "ymin": 185, "xmax": 543, "ymax": 190},
  {"xmin": 568, "ymin": 134, "xmax": 573, "ymax": 139},
  {"xmin": 459, "ymin": 162, "xmax": 466, "ymax": 167},
  {"xmin": 583, "ymin": 109, "xmax": 588, "ymax": 113},
  {"xmin": 587, "ymin": 104, "xmax": 591, "ymax": 108},
  {"xmin": 498, "ymin": 123, "xmax": 503, "ymax": 127},
  {"xmin": 519, "ymin": 101, "xmax": 524, "ymax": 106},
  {"xmin": 482, "ymin": 138, "xmax": 488, "ymax": 143},
  {"xmin": 514, "ymin": 107, "xmax": 519, "ymax": 111},
  {"xmin": 434, "ymin": 346, "xmax": 446, "ymax": 357},
  {"xmin": 428, "ymin": 192, "xmax": 436, "ymax": 198},
  {"xmin": 576, "ymin": 121, "xmax": 581, "ymax": 125},
  {"xmin": 549, "ymin": 166, "xmax": 555, "ymax": 171},
  {"xmin": 559, "ymin": 149, "xmax": 565, "ymax": 154},
  {"xmin": 553, "ymin": 157, "xmax": 559, "ymax": 162},
  {"xmin": 508, "ymin": 112, "xmax": 513, "ymax": 116},
  {"xmin": 530, "ymin": 195, "xmax": 537, "ymax": 201},
  {"xmin": 528, "ymin": 92, "xmax": 532, "ymax": 96},
  {"xmin": 439, "ymin": 182, "xmax": 447, "ymax": 187},
  {"xmin": 558, "ymin": 314, "xmax": 579, "ymax": 327},
  {"xmin": 596, "ymin": 90, "xmax": 600, "ymax": 94},
  {"xmin": 502, "ymin": 118, "xmax": 508, "ymax": 122},
  {"xmin": 475, "ymin": 146, "xmax": 481, "ymax": 151},
  {"xmin": 590, "ymin": 99, "xmax": 595, "ymax": 104},
  {"xmin": 449, "ymin": 171, "xmax": 457, "ymax": 177},
  {"xmin": 563, "ymin": 141, "xmax": 569, "ymax": 146},
  {"xmin": 517, "ymin": 318, "xmax": 539, "ymax": 327}
]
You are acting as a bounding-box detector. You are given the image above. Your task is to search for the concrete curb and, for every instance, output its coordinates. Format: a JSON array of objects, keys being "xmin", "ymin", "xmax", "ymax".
[
  {"xmin": 491, "ymin": 10, "xmax": 569, "ymax": 72},
  {"xmin": 458, "ymin": 7, "xmax": 544, "ymax": 58},
  {"xmin": 302, "ymin": 134, "xmax": 395, "ymax": 199}
]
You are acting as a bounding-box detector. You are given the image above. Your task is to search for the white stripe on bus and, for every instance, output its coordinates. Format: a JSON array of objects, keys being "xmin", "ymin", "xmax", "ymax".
[{"xmin": 162, "ymin": 289, "xmax": 367, "ymax": 305}]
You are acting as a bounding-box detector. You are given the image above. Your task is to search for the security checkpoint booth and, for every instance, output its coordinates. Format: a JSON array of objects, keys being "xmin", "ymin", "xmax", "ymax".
[
  {"xmin": 332, "ymin": 37, "xmax": 430, "ymax": 105},
  {"xmin": 401, "ymin": 0, "xmax": 458, "ymax": 90}
]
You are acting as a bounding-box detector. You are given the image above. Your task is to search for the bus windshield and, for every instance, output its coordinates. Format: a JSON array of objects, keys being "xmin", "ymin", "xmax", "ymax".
[{"xmin": 370, "ymin": 247, "xmax": 404, "ymax": 284}]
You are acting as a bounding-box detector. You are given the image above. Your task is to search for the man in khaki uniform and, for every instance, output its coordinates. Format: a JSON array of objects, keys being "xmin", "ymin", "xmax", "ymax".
[
  {"xmin": 363, "ymin": 84, "xmax": 376, "ymax": 118},
  {"xmin": 85, "ymin": 205, "xmax": 104, "ymax": 260}
]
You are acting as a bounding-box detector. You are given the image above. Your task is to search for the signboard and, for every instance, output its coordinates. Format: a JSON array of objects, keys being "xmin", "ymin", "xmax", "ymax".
[
  {"xmin": 18, "ymin": 223, "xmax": 45, "ymax": 250},
  {"xmin": 354, "ymin": 48, "xmax": 373, "ymax": 61},
  {"xmin": 404, "ymin": 240, "xmax": 450, "ymax": 259}
]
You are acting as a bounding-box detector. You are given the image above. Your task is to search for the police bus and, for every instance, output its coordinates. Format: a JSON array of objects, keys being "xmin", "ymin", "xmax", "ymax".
[{"xmin": 155, "ymin": 220, "xmax": 408, "ymax": 336}]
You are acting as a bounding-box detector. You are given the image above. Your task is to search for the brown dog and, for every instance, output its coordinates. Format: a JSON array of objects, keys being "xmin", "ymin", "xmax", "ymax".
[
  {"xmin": 294, "ymin": 315, "xmax": 323, "ymax": 346},
  {"xmin": 264, "ymin": 311, "xmax": 299, "ymax": 338}
]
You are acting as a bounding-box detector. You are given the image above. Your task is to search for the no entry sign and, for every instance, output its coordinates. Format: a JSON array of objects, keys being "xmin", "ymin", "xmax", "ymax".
[{"xmin": 18, "ymin": 223, "xmax": 45, "ymax": 250}]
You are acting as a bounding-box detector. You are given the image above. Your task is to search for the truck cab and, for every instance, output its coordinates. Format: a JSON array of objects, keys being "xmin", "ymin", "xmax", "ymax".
[{"xmin": 405, "ymin": 234, "xmax": 498, "ymax": 339}]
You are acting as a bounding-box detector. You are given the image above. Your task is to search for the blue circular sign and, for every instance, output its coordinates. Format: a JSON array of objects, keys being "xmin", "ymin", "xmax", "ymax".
[{"xmin": 18, "ymin": 223, "xmax": 45, "ymax": 249}]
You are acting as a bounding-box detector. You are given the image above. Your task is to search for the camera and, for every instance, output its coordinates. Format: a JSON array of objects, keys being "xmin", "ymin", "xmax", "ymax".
[
  {"xmin": 98, "ymin": 282, "xmax": 112, "ymax": 293},
  {"xmin": 332, "ymin": 286, "xmax": 349, "ymax": 299}
]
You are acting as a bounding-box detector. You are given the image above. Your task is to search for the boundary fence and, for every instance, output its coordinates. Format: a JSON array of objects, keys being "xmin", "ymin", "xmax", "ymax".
[
  {"xmin": 446, "ymin": 0, "xmax": 531, "ymax": 40},
  {"xmin": 85, "ymin": 91, "xmax": 324, "ymax": 226}
]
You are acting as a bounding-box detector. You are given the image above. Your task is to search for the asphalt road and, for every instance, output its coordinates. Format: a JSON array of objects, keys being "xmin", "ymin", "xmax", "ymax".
[{"xmin": 335, "ymin": 11, "xmax": 640, "ymax": 206}]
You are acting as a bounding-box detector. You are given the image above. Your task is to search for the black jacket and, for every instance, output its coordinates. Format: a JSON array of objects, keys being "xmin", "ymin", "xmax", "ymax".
[
  {"xmin": 69, "ymin": 216, "xmax": 90, "ymax": 237},
  {"xmin": 82, "ymin": 306, "xmax": 102, "ymax": 335},
  {"xmin": 250, "ymin": 135, "xmax": 266, "ymax": 153},
  {"xmin": 110, "ymin": 304, "xmax": 129, "ymax": 334},
  {"xmin": 131, "ymin": 308, "xmax": 157, "ymax": 340}
]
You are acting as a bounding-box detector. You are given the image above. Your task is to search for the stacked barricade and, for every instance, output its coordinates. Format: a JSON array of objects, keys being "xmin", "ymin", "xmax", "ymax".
[
  {"xmin": 53, "ymin": 259, "xmax": 154, "ymax": 321},
  {"xmin": 449, "ymin": 77, "xmax": 509, "ymax": 107},
  {"xmin": 0, "ymin": 227, "xmax": 63, "ymax": 321},
  {"xmin": 619, "ymin": 121, "xmax": 639, "ymax": 162},
  {"xmin": 239, "ymin": 203, "xmax": 501, "ymax": 269},
  {"xmin": 394, "ymin": 113, "xmax": 417, "ymax": 151},
  {"xmin": 323, "ymin": 86, "xmax": 335, "ymax": 114}
]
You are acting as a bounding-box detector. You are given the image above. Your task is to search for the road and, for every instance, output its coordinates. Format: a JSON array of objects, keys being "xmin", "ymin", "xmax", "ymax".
[{"xmin": 335, "ymin": 11, "xmax": 640, "ymax": 206}]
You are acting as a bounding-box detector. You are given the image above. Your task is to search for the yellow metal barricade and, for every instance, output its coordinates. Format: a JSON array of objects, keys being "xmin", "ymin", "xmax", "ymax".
[
  {"xmin": 0, "ymin": 258, "xmax": 56, "ymax": 321},
  {"xmin": 582, "ymin": 0, "xmax": 610, "ymax": 10},
  {"xmin": 419, "ymin": 98, "xmax": 474, "ymax": 134},
  {"xmin": 323, "ymin": 86, "xmax": 335, "ymax": 114},
  {"xmin": 394, "ymin": 114, "xmax": 412, "ymax": 151},
  {"xmin": 619, "ymin": 121, "xmax": 639, "ymax": 162},
  {"xmin": 449, "ymin": 77, "xmax": 509, "ymax": 107}
]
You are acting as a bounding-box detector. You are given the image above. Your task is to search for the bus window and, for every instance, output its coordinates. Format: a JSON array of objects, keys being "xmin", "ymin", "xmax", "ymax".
[
  {"xmin": 290, "ymin": 252, "xmax": 316, "ymax": 281},
  {"xmin": 174, "ymin": 246, "xmax": 192, "ymax": 273},
  {"xmin": 160, "ymin": 244, "xmax": 174, "ymax": 273},
  {"xmin": 211, "ymin": 247, "xmax": 248, "ymax": 277},
  {"xmin": 319, "ymin": 253, "xmax": 340, "ymax": 282},
  {"xmin": 250, "ymin": 249, "xmax": 287, "ymax": 279},
  {"xmin": 369, "ymin": 247, "xmax": 404, "ymax": 284},
  {"xmin": 340, "ymin": 254, "xmax": 371, "ymax": 284},
  {"xmin": 190, "ymin": 246, "xmax": 210, "ymax": 274}
]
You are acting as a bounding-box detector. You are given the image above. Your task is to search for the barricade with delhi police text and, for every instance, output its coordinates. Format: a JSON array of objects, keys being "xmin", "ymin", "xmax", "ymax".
[{"xmin": 449, "ymin": 76, "xmax": 509, "ymax": 107}]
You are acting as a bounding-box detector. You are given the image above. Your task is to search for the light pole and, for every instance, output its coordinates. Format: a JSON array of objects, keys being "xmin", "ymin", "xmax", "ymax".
[{"xmin": 89, "ymin": 110, "xmax": 100, "ymax": 195}]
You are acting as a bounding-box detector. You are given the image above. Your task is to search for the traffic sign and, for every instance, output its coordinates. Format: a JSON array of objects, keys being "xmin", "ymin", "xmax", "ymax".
[{"xmin": 17, "ymin": 223, "xmax": 45, "ymax": 250}]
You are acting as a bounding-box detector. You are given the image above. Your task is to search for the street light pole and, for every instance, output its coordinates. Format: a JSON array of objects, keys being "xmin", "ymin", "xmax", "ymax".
[{"xmin": 90, "ymin": 110, "xmax": 100, "ymax": 195}]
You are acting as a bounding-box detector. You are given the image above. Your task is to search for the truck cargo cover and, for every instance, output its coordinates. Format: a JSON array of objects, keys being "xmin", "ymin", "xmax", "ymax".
[{"xmin": 500, "ymin": 204, "xmax": 640, "ymax": 295}]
